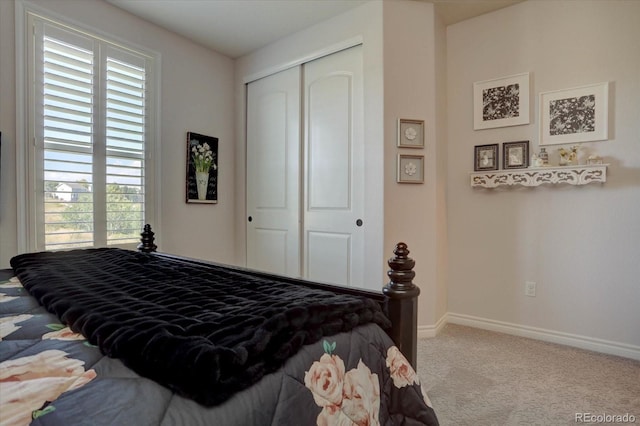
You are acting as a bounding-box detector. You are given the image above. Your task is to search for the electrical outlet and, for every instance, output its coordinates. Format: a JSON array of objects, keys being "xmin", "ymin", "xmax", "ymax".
[{"xmin": 525, "ymin": 281, "xmax": 536, "ymax": 297}]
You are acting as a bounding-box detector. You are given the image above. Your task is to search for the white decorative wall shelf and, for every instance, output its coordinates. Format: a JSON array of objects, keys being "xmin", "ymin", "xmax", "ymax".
[{"xmin": 470, "ymin": 164, "xmax": 608, "ymax": 188}]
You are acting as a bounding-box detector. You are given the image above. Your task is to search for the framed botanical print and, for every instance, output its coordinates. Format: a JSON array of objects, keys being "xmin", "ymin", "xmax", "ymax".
[
  {"xmin": 473, "ymin": 72, "xmax": 530, "ymax": 130},
  {"xmin": 539, "ymin": 82, "xmax": 609, "ymax": 145},
  {"xmin": 186, "ymin": 132, "xmax": 218, "ymax": 204}
]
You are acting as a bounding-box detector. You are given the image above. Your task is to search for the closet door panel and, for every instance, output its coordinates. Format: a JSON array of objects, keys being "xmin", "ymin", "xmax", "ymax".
[
  {"xmin": 307, "ymin": 231, "xmax": 351, "ymax": 286},
  {"xmin": 307, "ymin": 75, "xmax": 350, "ymax": 209},
  {"xmin": 303, "ymin": 46, "xmax": 364, "ymax": 288},
  {"xmin": 246, "ymin": 67, "xmax": 301, "ymax": 277},
  {"xmin": 254, "ymin": 92, "xmax": 288, "ymax": 208},
  {"xmin": 251, "ymin": 229, "xmax": 287, "ymax": 274}
]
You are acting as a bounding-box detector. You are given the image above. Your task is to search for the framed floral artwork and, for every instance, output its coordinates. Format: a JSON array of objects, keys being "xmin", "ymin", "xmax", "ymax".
[
  {"xmin": 397, "ymin": 118, "xmax": 424, "ymax": 148},
  {"xmin": 503, "ymin": 141, "xmax": 529, "ymax": 169},
  {"xmin": 397, "ymin": 154, "xmax": 424, "ymax": 184},
  {"xmin": 474, "ymin": 144, "xmax": 499, "ymax": 171},
  {"xmin": 473, "ymin": 72, "xmax": 530, "ymax": 130},
  {"xmin": 539, "ymin": 82, "xmax": 609, "ymax": 145},
  {"xmin": 186, "ymin": 131, "xmax": 218, "ymax": 204}
]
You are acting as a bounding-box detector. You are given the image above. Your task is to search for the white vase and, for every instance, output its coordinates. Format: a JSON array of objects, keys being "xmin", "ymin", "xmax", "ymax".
[{"xmin": 196, "ymin": 171, "xmax": 209, "ymax": 200}]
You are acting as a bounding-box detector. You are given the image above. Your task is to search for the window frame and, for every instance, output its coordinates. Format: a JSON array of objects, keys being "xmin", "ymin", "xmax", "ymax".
[{"xmin": 16, "ymin": 1, "xmax": 161, "ymax": 253}]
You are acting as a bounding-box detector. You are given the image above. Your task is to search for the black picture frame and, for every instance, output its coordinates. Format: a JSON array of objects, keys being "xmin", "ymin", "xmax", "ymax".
[
  {"xmin": 186, "ymin": 132, "xmax": 218, "ymax": 204},
  {"xmin": 503, "ymin": 140, "xmax": 529, "ymax": 169},
  {"xmin": 474, "ymin": 144, "xmax": 499, "ymax": 171}
]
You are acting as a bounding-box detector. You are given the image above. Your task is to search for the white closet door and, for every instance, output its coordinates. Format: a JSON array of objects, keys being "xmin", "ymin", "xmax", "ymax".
[
  {"xmin": 246, "ymin": 67, "xmax": 301, "ymax": 277},
  {"xmin": 303, "ymin": 46, "xmax": 365, "ymax": 287}
]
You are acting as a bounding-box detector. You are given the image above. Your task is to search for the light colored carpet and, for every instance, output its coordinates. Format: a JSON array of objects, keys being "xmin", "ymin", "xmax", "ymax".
[{"xmin": 417, "ymin": 324, "xmax": 640, "ymax": 426}]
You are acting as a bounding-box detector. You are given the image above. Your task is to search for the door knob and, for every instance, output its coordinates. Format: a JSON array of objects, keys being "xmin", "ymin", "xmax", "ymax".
[
  {"xmin": 248, "ymin": 216, "xmax": 253, "ymax": 222},
  {"xmin": 356, "ymin": 219, "xmax": 363, "ymax": 227}
]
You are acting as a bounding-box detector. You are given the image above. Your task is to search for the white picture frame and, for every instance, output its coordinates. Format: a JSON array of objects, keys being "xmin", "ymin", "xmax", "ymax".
[
  {"xmin": 397, "ymin": 118, "xmax": 425, "ymax": 148},
  {"xmin": 539, "ymin": 82, "xmax": 609, "ymax": 146},
  {"xmin": 473, "ymin": 72, "xmax": 530, "ymax": 130}
]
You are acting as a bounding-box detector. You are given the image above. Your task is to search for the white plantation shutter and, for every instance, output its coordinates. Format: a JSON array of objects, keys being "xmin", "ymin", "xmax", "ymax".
[
  {"xmin": 29, "ymin": 14, "xmax": 156, "ymax": 251},
  {"xmin": 105, "ymin": 50, "xmax": 146, "ymax": 245}
]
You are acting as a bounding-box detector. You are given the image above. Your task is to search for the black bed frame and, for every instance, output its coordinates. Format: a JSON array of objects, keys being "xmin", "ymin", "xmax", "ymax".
[{"xmin": 138, "ymin": 224, "xmax": 421, "ymax": 368}]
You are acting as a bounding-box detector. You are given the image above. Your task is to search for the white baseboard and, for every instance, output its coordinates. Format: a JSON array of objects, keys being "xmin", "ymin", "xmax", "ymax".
[
  {"xmin": 443, "ymin": 312, "xmax": 640, "ymax": 361},
  {"xmin": 417, "ymin": 314, "xmax": 448, "ymax": 338}
]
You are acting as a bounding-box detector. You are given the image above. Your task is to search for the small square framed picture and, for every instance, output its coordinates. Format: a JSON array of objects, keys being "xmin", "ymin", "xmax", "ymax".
[
  {"xmin": 503, "ymin": 141, "xmax": 529, "ymax": 169},
  {"xmin": 474, "ymin": 144, "xmax": 499, "ymax": 171},
  {"xmin": 397, "ymin": 119, "xmax": 424, "ymax": 148},
  {"xmin": 397, "ymin": 154, "xmax": 424, "ymax": 183}
]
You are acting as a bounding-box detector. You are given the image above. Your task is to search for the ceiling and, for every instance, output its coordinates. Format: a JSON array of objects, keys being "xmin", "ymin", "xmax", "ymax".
[{"xmin": 106, "ymin": 0, "xmax": 524, "ymax": 59}]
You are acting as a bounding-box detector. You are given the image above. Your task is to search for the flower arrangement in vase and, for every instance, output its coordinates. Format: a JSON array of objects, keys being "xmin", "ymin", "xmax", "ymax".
[
  {"xmin": 192, "ymin": 141, "xmax": 215, "ymax": 173},
  {"xmin": 191, "ymin": 141, "xmax": 217, "ymax": 200},
  {"xmin": 558, "ymin": 145, "xmax": 579, "ymax": 166}
]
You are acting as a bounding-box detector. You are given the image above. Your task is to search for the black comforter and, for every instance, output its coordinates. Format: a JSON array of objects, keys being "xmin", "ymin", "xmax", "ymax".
[{"xmin": 10, "ymin": 248, "xmax": 391, "ymax": 407}]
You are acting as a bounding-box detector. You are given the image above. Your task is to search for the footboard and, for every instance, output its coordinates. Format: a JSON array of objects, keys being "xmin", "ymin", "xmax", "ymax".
[{"xmin": 138, "ymin": 225, "xmax": 420, "ymax": 368}]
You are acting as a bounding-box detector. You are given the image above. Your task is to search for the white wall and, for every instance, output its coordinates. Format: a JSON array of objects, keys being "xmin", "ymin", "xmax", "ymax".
[
  {"xmin": 0, "ymin": 0, "xmax": 236, "ymax": 267},
  {"xmin": 447, "ymin": 0, "xmax": 640, "ymax": 348},
  {"xmin": 382, "ymin": 1, "xmax": 447, "ymax": 329},
  {"xmin": 434, "ymin": 10, "xmax": 449, "ymax": 324},
  {"xmin": 0, "ymin": 1, "xmax": 17, "ymax": 268}
]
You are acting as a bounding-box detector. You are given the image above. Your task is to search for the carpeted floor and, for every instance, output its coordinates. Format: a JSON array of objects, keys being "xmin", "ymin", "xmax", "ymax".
[{"xmin": 417, "ymin": 324, "xmax": 640, "ymax": 426}]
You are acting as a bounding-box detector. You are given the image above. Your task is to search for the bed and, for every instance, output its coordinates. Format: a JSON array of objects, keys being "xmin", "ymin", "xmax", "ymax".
[{"xmin": 0, "ymin": 225, "xmax": 438, "ymax": 426}]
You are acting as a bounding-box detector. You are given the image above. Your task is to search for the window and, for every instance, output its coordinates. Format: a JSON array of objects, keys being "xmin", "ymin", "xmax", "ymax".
[{"xmin": 23, "ymin": 11, "xmax": 157, "ymax": 251}]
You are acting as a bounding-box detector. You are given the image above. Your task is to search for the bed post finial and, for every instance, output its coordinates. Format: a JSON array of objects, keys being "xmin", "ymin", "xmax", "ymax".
[
  {"xmin": 383, "ymin": 242, "xmax": 420, "ymax": 369},
  {"xmin": 138, "ymin": 224, "xmax": 157, "ymax": 253}
]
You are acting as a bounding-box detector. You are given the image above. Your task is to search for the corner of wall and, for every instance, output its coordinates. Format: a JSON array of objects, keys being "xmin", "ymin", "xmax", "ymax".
[{"xmin": 382, "ymin": 0, "xmax": 445, "ymax": 328}]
